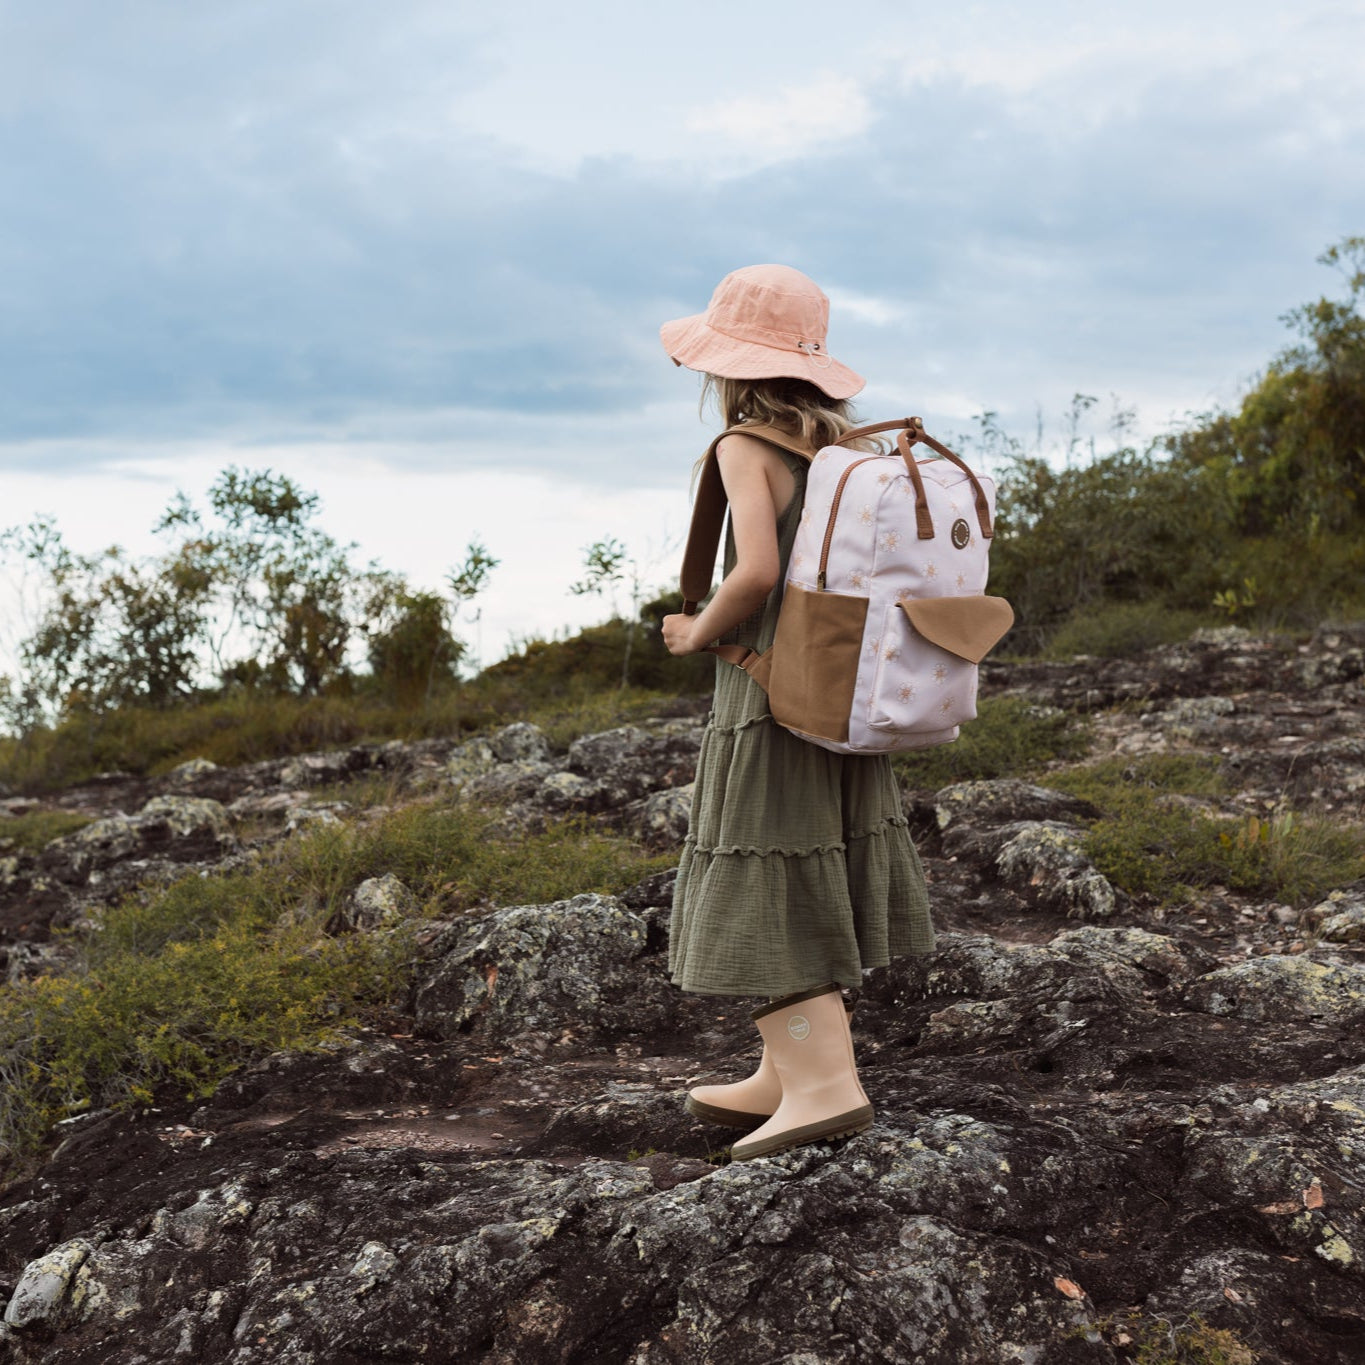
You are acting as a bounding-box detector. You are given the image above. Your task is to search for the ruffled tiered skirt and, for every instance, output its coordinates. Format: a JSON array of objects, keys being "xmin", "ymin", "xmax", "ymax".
[{"xmin": 669, "ymin": 656, "xmax": 936, "ymax": 997}]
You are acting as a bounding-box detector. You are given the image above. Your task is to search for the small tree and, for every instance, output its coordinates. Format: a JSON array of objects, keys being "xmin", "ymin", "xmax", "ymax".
[
  {"xmin": 571, "ymin": 537, "xmax": 644, "ymax": 688},
  {"xmin": 446, "ymin": 540, "xmax": 500, "ymax": 677},
  {"xmin": 362, "ymin": 540, "xmax": 498, "ymax": 705},
  {"xmin": 365, "ymin": 584, "xmax": 463, "ymax": 706},
  {"xmin": 0, "ymin": 518, "xmax": 214, "ymax": 715},
  {"xmin": 159, "ymin": 467, "xmax": 361, "ymax": 693}
]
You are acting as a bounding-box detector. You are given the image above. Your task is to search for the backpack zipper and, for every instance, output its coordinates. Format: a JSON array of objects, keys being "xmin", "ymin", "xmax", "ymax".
[{"xmin": 817, "ymin": 455, "xmax": 890, "ymax": 590}]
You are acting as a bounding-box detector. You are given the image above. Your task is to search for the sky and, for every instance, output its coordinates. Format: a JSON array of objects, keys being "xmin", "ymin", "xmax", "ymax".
[{"xmin": 2, "ymin": 0, "xmax": 1364, "ymax": 670}]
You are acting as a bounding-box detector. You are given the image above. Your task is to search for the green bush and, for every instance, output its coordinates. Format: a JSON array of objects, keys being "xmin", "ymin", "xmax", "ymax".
[
  {"xmin": 892, "ymin": 696, "xmax": 1091, "ymax": 790},
  {"xmin": 982, "ymin": 239, "xmax": 1365, "ymax": 651},
  {"xmin": 487, "ymin": 593, "xmax": 714, "ymax": 698}
]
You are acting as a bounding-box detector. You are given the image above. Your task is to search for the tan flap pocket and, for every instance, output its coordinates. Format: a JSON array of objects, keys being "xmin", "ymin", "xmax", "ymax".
[{"xmin": 900, "ymin": 595, "xmax": 1014, "ymax": 664}]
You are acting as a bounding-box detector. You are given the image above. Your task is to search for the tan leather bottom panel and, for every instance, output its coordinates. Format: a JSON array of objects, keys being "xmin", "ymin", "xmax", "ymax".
[{"xmin": 769, "ymin": 585, "xmax": 868, "ymax": 743}]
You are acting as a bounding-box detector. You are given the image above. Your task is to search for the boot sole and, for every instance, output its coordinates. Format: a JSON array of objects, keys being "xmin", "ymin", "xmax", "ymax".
[
  {"xmin": 684, "ymin": 1095, "xmax": 774, "ymax": 1129},
  {"xmin": 730, "ymin": 1104, "xmax": 875, "ymax": 1161}
]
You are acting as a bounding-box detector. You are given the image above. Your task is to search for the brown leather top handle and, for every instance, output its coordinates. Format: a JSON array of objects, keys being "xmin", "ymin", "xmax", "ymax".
[{"xmin": 834, "ymin": 417, "xmax": 994, "ymax": 540}]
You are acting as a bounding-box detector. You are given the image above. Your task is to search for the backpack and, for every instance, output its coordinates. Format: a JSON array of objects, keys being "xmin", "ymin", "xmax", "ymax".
[{"xmin": 680, "ymin": 416, "xmax": 1014, "ymax": 754}]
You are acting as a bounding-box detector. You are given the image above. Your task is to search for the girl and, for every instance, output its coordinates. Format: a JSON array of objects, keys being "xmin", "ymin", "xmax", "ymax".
[{"xmin": 659, "ymin": 264, "xmax": 937, "ymax": 1162}]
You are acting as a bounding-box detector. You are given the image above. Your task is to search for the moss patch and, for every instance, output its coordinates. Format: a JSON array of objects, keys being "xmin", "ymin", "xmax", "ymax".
[{"xmin": 1078, "ymin": 1309, "xmax": 1259, "ymax": 1364}]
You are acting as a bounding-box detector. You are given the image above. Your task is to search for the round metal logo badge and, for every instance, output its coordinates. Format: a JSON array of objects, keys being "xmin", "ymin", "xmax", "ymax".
[
  {"xmin": 950, "ymin": 518, "xmax": 971, "ymax": 549},
  {"xmin": 787, "ymin": 1014, "xmax": 811, "ymax": 1040}
]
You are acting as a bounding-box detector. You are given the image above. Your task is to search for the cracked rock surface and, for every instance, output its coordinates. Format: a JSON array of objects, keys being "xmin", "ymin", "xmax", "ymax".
[{"xmin": 1, "ymin": 629, "xmax": 1363, "ymax": 1362}]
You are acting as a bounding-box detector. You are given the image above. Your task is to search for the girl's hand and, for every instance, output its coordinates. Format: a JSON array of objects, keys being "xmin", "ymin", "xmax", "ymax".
[{"xmin": 661, "ymin": 613, "xmax": 703, "ymax": 656}]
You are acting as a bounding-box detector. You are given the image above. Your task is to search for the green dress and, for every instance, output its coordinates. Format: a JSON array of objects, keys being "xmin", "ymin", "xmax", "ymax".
[{"xmin": 668, "ymin": 445, "xmax": 937, "ymax": 998}]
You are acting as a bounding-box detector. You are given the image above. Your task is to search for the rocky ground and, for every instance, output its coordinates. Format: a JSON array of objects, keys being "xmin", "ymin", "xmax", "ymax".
[{"xmin": 0, "ymin": 625, "xmax": 1363, "ymax": 1363}]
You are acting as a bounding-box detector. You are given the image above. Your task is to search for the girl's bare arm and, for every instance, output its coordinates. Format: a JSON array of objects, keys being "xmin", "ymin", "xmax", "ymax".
[{"xmin": 662, "ymin": 434, "xmax": 794, "ymax": 655}]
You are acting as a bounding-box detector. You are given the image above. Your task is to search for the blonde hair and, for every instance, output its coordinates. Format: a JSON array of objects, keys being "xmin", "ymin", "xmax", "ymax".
[{"xmin": 700, "ymin": 374, "xmax": 883, "ymax": 453}]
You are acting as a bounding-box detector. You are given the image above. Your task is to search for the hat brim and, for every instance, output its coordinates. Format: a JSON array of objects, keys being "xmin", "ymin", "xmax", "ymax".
[{"xmin": 660, "ymin": 313, "xmax": 865, "ymax": 401}]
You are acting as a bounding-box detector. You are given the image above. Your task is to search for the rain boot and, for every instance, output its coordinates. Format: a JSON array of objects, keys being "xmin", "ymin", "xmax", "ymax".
[
  {"xmin": 730, "ymin": 983, "xmax": 873, "ymax": 1161},
  {"xmin": 684, "ymin": 1043, "xmax": 781, "ymax": 1128},
  {"xmin": 684, "ymin": 992, "xmax": 859, "ymax": 1129}
]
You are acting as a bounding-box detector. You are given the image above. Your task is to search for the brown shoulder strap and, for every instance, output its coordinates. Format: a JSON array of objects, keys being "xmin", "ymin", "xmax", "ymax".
[{"xmin": 679, "ymin": 424, "xmax": 816, "ymax": 614}]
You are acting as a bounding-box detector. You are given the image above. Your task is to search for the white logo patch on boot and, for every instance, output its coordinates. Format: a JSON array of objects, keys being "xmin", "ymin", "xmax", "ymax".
[{"xmin": 787, "ymin": 1014, "xmax": 811, "ymax": 1040}]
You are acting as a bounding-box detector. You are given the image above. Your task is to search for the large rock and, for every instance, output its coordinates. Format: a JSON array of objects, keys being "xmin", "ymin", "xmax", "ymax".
[
  {"xmin": 0, "ymin": 1141, "xmax": 1107, "ymax": 1364},
  {"xmin": 1183, "ymin": 955, "xmax": 1365, "ymax": 1026},
  {"xmin": 1177, "ymin": 1064, "xmax": 1365, "ymax": 1278},
  {"xmin": 446, "ymin": 735, "xmax": 499, "ymax": 796},
  {"xmin": 166, "ymin": 757, "xmax": 219, "ymax": 779},
  {"xmin": 488, "ymin": 721, "xmax": 551, "ymax": 765},
  {"xmin": 448, "ymin": 723, "xmax": 553, "ymax": 798},
  {"xmin": 279, "ymin": 750, "xmax": 367, "ymax": 790},
  {"xmin": 625, "ymin": 784, "xmax": 694, "ymax": 849},
  {"xmin": 448, "ymin": 721, "xmax": 703, "ymax": 834},
  {"xmin": 1309, "ymin": 889, "xmax": 1365, "ymax": 944},
  {"xmin": 565, "ymin": 723, "xmax": 701, "ymax": 806},
  {"xmin": 1143, "ymin": 694, "xmax": 1235, "ymax": 741},
  {"xmin": 993, "ymin": 821, "xmax": 1119, "ymax": 919},
  {"xmin": 3, "ymin": 1238, "xmax": 99, "ymax": 1330},
  {"xmin": 412, "ymin": 894, "xmax": 677, "ymax": 1050},
  {"xmin": 42, "ymin": 795, "xmax": 233, "ymax": 878},
  {"xmin": 1297, "ymin": 623, "xmax": 1365, "ymax": 689},
  {"xmin": 328, "ymin": 873, "xmax": 420, "ymax": 934},
  {"xmin": 934, "ymin": 779, "xmax": 1100, "ymax": 831},
  {"xmin": 867, "ymin": 926, "xmax": 1213, "ymax": 1063},
  {"xmin": 461, "ymin": 760, "xmax": 558, "ymax": 807}
]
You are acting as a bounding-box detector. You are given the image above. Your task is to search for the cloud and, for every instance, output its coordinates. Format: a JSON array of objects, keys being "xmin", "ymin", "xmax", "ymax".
[
  {"xmin": 824, "ymin": 288, "xmax": 907, "ymax": 328},
  {"xmin": 0, "ymin": 2, "xmax": 1362, "ymax": 485},
  {"xmin": 687, "ymin": 75, "xmax": 874, "ymax": 162}
]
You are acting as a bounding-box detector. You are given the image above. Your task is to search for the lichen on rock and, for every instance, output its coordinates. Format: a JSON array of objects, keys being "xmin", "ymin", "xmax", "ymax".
[
  {"xmin": 1184, "ymin": 954, "xmax": 1365, "ymax": 1025},
  {"xmin": 994, "ymin": 820, "xmax": 1119, "ymax": 918}
]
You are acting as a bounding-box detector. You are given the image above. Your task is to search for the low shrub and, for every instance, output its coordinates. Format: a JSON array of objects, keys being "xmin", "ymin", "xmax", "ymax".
[
  {"xmin": 893, "ymin": 696, "xmax": 1091, "ymax": 790},
  {"xmin": 1049, "ymin": 753, "xmax": 1230, "ymax": 806},
  {"xmin": 1050, "ymin": 756, "xmax": 1365, "ymax": 905},
  {"xmin": 0, "ymin": 909, "xmax": 392, "ymax": 1163}
]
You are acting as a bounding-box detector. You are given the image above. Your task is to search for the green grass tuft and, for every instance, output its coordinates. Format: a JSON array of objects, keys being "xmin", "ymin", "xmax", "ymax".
[
  {"xmin": 1044, "ymin": 601, "xmax": 1215, "ymax": 659},
  {"xmin": 892, "ymin": 696, "xmax": 1091, "ymax": 790},
  {"xmin": 0, "ymin": 809, "xmax": 94, "ymax": 854}
]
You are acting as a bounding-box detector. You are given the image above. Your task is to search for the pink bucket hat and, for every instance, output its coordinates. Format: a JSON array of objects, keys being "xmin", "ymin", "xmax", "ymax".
[{"xmin": 660, "ymin": 264, "xmax": 865, "ymax": 400}]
